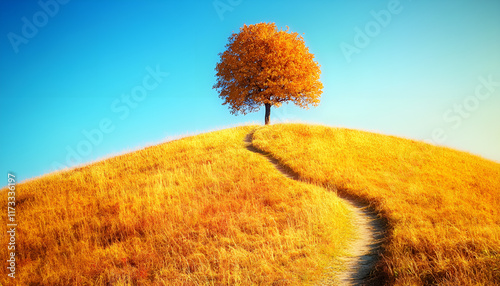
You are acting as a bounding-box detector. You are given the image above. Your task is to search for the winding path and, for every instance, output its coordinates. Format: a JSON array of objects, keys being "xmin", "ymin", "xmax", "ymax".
[{"xmin": 245, "ymin": 131, "xmax": 385, "ymax": 285}]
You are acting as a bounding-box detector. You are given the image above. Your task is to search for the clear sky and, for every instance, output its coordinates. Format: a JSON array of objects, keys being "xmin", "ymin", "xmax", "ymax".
[{"xmin": 1, "ymin": 0, "xmax": 499, "ymax": 183}]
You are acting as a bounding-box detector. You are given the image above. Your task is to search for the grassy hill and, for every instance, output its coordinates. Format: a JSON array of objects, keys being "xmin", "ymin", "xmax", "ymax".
[
  {"xmin": 253, "ymin": 124, "xmax": 500, "ymax": 285},
  {"xmin": 0, "ymin": 126, "xmax": 355, "ymax": 285},
  {"xmin": 2, "ymin": 124, "xmax": 499, "ymax": 285}
]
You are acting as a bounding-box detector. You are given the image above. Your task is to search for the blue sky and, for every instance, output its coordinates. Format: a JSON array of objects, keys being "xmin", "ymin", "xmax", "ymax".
[{"xmin": 1, "ymin": 0, "xmax": 499, "ymax": 183}]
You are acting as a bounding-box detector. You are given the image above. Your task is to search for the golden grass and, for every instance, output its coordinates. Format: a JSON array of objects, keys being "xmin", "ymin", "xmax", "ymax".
[
  {"xmin": 0, "ymin": 126, "xmax": 355, "ymax": 285},
  {"xmin": 252, "ymin": 123, "xmax": 500, "ymax": 285}
]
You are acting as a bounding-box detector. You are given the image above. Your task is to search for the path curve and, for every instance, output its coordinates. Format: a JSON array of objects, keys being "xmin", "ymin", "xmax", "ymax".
[{"xmin": 245, "ymin": 131, "xmax": 385, "ymax": 285}]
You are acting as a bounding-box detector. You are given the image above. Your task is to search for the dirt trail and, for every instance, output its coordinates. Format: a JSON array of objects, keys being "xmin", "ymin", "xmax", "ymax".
[{"xmin": 244, "ymin": 131, "xmax": 385, "ymax": 285}]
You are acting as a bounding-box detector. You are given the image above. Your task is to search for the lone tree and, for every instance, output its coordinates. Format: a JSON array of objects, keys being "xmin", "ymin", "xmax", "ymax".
[{"xmin": 213, "ymin": 22, "xmax": 323, "ymax": 125}]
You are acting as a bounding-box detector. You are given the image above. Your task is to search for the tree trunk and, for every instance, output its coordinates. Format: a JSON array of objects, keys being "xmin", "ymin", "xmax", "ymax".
[{"xmin": 264, "ymin": 103, "xmax": 271, "ymax": 125}]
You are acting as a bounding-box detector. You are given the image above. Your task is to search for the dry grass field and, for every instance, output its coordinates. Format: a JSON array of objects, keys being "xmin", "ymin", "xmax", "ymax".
[
  {"xmin": 2, "ymin": 123, "xmax": 499, "ymax": 285},
  {"xmin": 252, "ymin": 124, "xmax": 500, "ymax": 285},
  {"xmin": 0, "ymin": 126, "xmax": 356, "ymax": 285}
]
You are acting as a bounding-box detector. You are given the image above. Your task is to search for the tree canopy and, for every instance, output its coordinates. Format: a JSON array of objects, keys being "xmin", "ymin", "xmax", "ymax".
[{"xmin": 213, "ymin": 22, "xmax": 323, "ymax": 125}]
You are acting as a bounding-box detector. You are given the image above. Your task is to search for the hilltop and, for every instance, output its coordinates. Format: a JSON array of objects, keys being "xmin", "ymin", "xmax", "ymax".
[
  {"xmin": 1, "ymin": 126, "xmax": 354, "ymax": 285},
  {"xmin": 1, "ymin": 124, "xmax": 499, "ymax": 285},
  {"xmin": 253, "ymin": 124, "xmax": 500, "ymax": 285}
]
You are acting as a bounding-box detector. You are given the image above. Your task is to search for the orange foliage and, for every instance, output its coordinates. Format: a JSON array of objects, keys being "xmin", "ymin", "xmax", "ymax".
[{"xmin": 214, "ymin": 22, "xmax": 323, "ymax": 121}]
